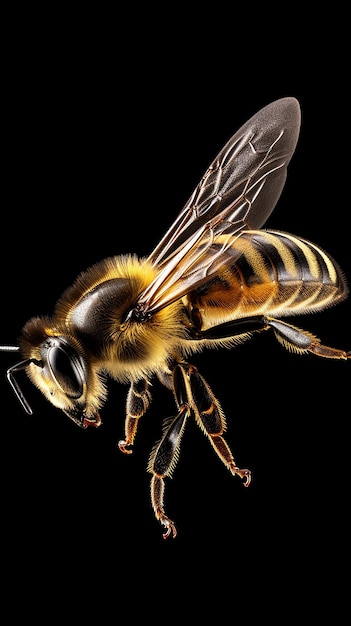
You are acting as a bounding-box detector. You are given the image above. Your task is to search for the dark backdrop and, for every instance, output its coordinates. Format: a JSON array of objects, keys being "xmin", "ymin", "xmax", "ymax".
[{"xmin": 1, "ymin": 13, "xmax": 350, "ymax": 622}]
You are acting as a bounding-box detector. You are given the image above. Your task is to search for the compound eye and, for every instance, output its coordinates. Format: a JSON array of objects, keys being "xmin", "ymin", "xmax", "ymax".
[{"xmin": 46, "ymin": 342, "xmax": 85, "ymax": 399}]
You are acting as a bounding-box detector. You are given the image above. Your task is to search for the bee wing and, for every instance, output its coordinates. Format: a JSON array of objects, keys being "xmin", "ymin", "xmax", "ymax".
[{"xmin": 137, "ymin": 98, "xmax": 301, "ymax": 315}]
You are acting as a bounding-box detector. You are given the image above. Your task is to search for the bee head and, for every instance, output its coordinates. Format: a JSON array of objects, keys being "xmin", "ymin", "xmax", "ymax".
[{"xmin": 4, "ymin": 317, "xmax": 105, "ymax": 428}]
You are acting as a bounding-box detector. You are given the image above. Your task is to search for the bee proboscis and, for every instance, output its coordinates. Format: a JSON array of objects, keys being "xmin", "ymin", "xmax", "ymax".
[{"xmin": 1, "ymin": 97, "xmax": 350, "ymax": 538}]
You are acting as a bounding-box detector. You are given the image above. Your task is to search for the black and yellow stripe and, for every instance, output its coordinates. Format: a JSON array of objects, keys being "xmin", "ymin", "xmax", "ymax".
[{"xmin": 189, "ymin": 229, "xmax": 348, "ymax": 322}]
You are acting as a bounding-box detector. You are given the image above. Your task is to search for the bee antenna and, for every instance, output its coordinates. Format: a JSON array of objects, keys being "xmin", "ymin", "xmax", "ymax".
[
  {"xmin": 0, "ymin": 345, "xmax": 20, "ymax": 352},
  {"xmin": 5, "ymin": 358, "xmax": 42, "ymax": 415}
]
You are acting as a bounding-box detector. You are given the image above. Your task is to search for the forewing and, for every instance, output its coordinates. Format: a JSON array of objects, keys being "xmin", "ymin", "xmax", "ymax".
[{"xmin": 139, "ymin": 98, "xmax": 301, "ymax": 315}]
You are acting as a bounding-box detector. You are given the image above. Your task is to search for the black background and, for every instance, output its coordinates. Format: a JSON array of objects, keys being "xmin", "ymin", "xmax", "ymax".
[{"xmin": 1, "ymin": 9, "xmax": 350, "ymax": 622}]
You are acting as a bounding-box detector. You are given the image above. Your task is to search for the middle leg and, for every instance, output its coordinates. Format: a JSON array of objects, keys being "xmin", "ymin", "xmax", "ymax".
[{"xmin": 183, "ymin": 363, "xmax": 251, "ymax": 486}]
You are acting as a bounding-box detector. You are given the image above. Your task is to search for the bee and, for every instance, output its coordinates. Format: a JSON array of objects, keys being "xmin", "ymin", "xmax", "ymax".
[{"xmin": 1, "ymin": 97, "xmax": 350, "ymax": 539}]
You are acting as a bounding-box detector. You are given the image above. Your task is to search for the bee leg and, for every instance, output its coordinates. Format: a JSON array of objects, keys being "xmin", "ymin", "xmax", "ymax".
[
  {"xmin": 266, "ymin": 317, "xmax": 351, "ymax": 360},
  {"xmin": 198, "ymin": 315, "xmax": 350, "ymax": 360},
  {"xmin": 148, "ymin": 405, "xmax": 189, "ymax": 539},
  {"xmin": 150, "ymin": 475, "xmax": 177, "ymax": 540},
  {"xmin": 118, "ymin": 379, "xmax": 152, "ymax": 454},
  {"xmin": 186, "ymin": 364, "xmax": 251, "ymax": 486}
]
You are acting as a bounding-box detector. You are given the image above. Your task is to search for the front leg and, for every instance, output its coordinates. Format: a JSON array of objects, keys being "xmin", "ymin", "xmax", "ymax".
[{"xmin": 118, "ymin": 378, "xmax": 152, "ymax": 454}]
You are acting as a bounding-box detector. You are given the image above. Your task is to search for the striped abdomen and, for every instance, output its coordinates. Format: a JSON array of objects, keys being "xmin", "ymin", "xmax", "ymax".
[{"xmin": 189, "ymin": 229, "xmax": 348, "ymax": 323}]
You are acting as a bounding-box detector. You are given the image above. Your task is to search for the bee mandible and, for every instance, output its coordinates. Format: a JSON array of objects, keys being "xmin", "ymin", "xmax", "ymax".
[{"xmin": 1, "ymin": 97, "xmax": 350, "ymax": 539}]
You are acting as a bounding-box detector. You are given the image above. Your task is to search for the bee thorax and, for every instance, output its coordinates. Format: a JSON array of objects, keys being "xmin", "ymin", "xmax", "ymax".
[{"xmin": 125, "ymin": 303, "xmax": 152, "ymax": 324}]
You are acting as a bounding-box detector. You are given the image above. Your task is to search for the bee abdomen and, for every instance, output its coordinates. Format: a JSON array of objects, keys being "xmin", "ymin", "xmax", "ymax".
[
  {"xmin": 190, "ymin": 230, "xmax": 348, "ymax": 320},
  {"xmin": 235, "ymin": 230, "xmax": 348, "ymax": 315}
]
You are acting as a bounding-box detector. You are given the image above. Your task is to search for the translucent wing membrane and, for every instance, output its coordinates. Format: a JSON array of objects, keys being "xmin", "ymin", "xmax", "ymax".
[{"xmin": 138, "ymin": 98, "xmax": 301, "ymax": 315}]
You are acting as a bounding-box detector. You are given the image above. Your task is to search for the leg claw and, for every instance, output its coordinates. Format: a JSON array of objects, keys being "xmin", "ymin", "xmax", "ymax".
[
  {"xmin": 161, "ymin": 517, "xmax": 177, "ymax": 540},
  {"xmin": 118, "ymin": 440, "xmax": 133, "ymax": 455},
  {"xmin": 233, "ymin": 467, "xmax": 252, "ymax": 487}
]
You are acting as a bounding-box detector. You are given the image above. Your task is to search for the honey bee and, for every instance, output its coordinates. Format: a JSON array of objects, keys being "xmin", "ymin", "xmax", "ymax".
[{"xmin": 1, "ymin": 97, "xmax": 350, "ymax": 539}]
